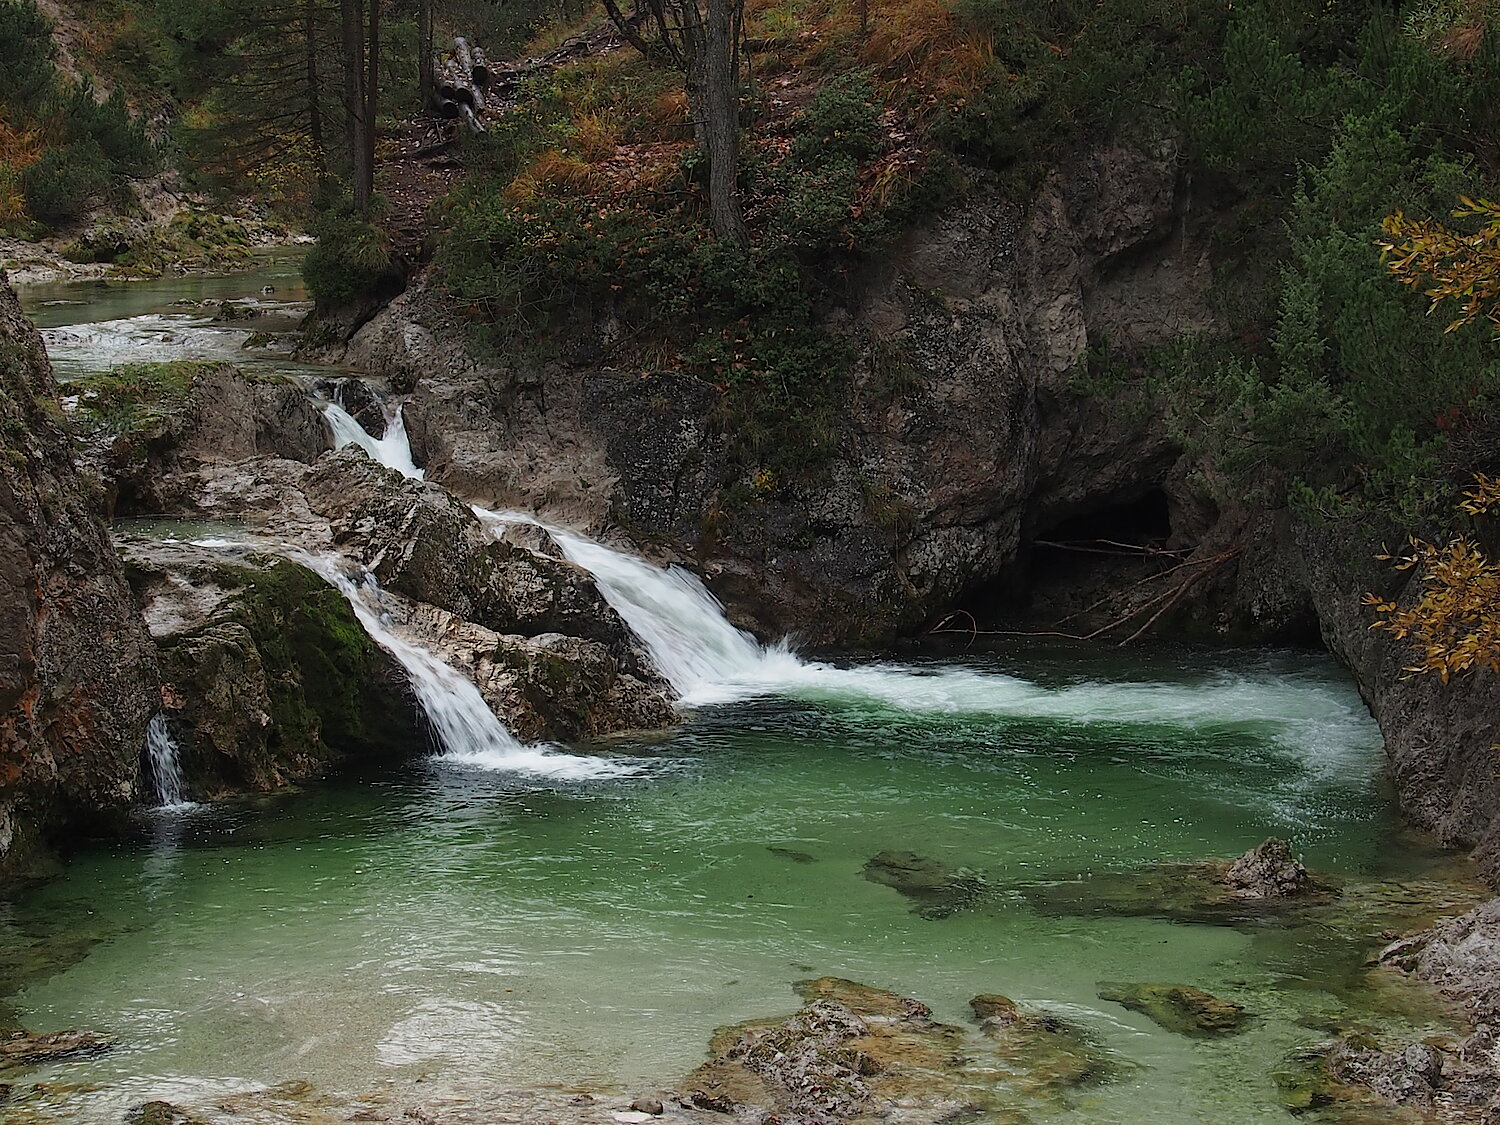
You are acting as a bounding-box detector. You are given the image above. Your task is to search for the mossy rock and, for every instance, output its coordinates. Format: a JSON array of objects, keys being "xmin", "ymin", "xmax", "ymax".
[{"xmin": 1096, "ymin": 982, "xmax": 1248, "ymax": 1037}]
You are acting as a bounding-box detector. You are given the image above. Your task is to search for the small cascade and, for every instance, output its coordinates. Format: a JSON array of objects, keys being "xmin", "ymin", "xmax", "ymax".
[
  {"xmin": 474, "ymin": 508, "xmax": 790, "ymax": 702},
  {"xmin": 145, "ymin": 713, "xmax": 191, "ymax": 808},
  {"xmin": 298, "ymin": 553, "xmax": 635, "ymax": 780},
  {"xmin": 321, "ymin": 399, "xmax": 425, "ymax": 480}
]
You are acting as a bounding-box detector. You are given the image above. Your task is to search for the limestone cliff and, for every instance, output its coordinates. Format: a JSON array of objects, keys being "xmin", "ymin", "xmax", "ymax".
[
  {"xmin": 340, "ymin": 142, "xmax": 1212, "ymax": 643},
  {"xmin": 0, "ymin": 274, "xmax": 159, "ymax": 882}
]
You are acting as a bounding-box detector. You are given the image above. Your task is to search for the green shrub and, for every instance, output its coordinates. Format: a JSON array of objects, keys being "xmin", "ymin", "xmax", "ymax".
[
  {"xmin": 21, "ymin": 142, "xmax": 113, "ymax": 224},
  {"xmin": 302, "ymin": 200, "xmax": 398, "ymax": 306}
]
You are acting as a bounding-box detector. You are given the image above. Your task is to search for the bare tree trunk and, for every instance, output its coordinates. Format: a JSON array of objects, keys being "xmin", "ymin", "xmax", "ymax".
[
  {"xmin": 365, "ymin": 0, "xmax": 380, "ymax": 201},
  {"xmin": 418, "ymin": 0, "xmax": 434, "ymax": 108},
  {"xmin": 339, "ymin": 0, "xmax": 372, "ymax": 211},
  {"xmin": 304, "ymin": 0, "xmax": 327, "ymax": 182},
  {"xmin": 701, "ymin": 0, "xmax": 747, "ymax": 245}
]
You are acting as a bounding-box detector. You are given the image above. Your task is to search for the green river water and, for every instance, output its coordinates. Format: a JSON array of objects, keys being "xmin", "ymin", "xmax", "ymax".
[{"xmin": 3, "ymin": 266, "xmax": 1478, "ymax": 1124}]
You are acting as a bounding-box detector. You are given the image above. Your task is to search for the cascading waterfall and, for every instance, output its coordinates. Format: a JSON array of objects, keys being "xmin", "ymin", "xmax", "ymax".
[
  {"xmin": 145, "ymin": 713, "xmax": 190, "ymax": 808},
  {"xmin": 297, "ymin": 553, "xmax": 636, "ymax": 780},
  {"xmin": 322, "ymin": 397, "xmax": 1378, "ymax": 776},
  {"xmin": 321, "ymin": 400, "xmax": 425, "ymax": 480}
]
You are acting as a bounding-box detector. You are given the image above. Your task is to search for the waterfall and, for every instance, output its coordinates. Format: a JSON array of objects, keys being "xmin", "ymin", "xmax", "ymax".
[
  {"xmin": 316, "ymin": 394, "xmax": 1382, "ymax": 776},
  {"xmin": 472, "ymin": 509, "xmax": 792, "ymax": 702},
  {"xmin": 297, "ymin": 553, "xmax": 636, "ymax": 780},
  {"xmin": 320, "ymin": 396, "xmax": 795, "ymax": 701},
  {"xmin": 145, "ymin": 713, "xmax": 191, "ymax": 808},
  {"xmin": 321, "ymin": 400, "xmax": 425, "ymax": 480}
]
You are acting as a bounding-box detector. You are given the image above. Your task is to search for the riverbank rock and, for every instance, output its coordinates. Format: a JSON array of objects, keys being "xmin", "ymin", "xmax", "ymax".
[
  {"xmin": 862, "ymin": 850, "xmax": 987, "ymax": 919},
  {"xmin": 0, "ymin": 273, "xmax": 160, "ymax": 886},
  {"xmin": 68, "ymin": 360, "xmax": 328, "ymax": 516},
  {"xmin": 121, "ymin": 538, "xmax": 421, "ymax": 796},
  {"xmin": 386, "ymin": 598, "xmax": 676, "ymax": 742},
  {"xmin": 1096, "ymin": 983, "xmax": 1247, "ymax": 1037},
  {"xmin": 297, "ymin": 448, "xmax": 654, "ymax": 665}
]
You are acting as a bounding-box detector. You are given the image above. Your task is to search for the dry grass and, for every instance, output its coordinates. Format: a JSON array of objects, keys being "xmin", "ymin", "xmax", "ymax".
[
  {"xmin": 571, "ymin": 109, "xmax": 623, "ymax": 160},
  {"xmin": 506, "ymin": 149, "xmax": 602, "ymax": 200},
  {"xmin": 0, "ymin": 119, "xmax": 42, "ymax": 228}
]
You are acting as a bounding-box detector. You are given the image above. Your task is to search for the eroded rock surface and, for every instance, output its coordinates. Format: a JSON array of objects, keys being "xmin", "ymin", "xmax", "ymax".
[
  {"xmin": 681, "ymin": 977, "xmax": 1115, "ymax": 1124},
  {"xmin": 68, "ymin": 360, "xmax": 328, "ymax": 516},
  {"xmin": 121, "ymin": 538, "xmax": 422, "ymax": 796},
  {"xmin": 0, "ymin": 273, "xmax": 160, "ymax": 884}
]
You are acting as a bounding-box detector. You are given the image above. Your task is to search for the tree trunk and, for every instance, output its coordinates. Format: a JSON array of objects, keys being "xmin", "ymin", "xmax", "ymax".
[
  {"xmin": 365, "ymin": 0, "xmax": 380, "ymax": 203},
  {"xmin": 418, "ymin": 0, "xmax": 434, "ymax": 108},
  {"xmin": 339, "ymin": 0, "xmax": 372, "ymax": 212},
  {"xmin": 701, "ymin": 0, "xmax": 747, "ymax": 245},
  {"xmin": 304, "ymin": 0, "xmax": 326, "ymax": 182}
]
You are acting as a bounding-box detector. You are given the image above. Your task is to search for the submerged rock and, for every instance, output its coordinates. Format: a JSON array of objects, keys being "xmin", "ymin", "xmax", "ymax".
[
  {"xmin": 969, "ymin": 993, "xmax": 1117, "ymax": 1090},
  {"xmin": 1023, "ymin": 838, "xmax": 1335, "ymax": 926},
  {"xmin": 0, "ymin": 1028, "xmax": 112, "ymax": 1070},
  {"xmin": 682, "ymin": 977, "xmax": 1115, "ymax": 1123},
  {"xmin": 862, "ymin": 850, "xmax": 986, "ymax": 919},
  {"xmin": 1096, "ymin": 983, "xmax": 1248, "ymax": 1037}
]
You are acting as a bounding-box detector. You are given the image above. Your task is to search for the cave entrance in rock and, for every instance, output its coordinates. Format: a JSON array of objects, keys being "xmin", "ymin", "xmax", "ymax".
[
  {"xmin": 1034, "ymin": 489, "xmax": 1173, "ymax": 559},
  {"xmin": 954, "ymin": 489, "xmax": 1178, "ymax": 629}
]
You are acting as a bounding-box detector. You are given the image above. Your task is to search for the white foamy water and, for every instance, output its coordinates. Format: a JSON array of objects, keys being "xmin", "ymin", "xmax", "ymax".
[
  {"xmin": 322, "ymin": 400, "xmax": 425, "ymax": 479},
  {"xmin": 327, "ymin": 399, "xmax": 1381, "ymax": 779},
  {"xmin": 298, "ymin": 553, "xmax": 636, "ymax": 781},
  {"xmin": 42, "ymin": 313, "xmax": 249, "ymax": 377},
  {"xmin": 145, "ymin": 713, "xmax": 194, "ymax": 809}
]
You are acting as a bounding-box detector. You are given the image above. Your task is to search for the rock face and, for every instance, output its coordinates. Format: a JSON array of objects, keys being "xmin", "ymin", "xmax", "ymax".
[
  {"xmin": 340, "ymin": 141, "xmax": 1208, "ymax": 643},
  {"xmin": 0, "ymin": 273, "xmax": 159, "ymax": 884},
  {"xmin": 69, "ymin": 360, "xmax": 329, "ymax": 516},
  {"xmin": 122, "ymin": 538, "xmax": 423, "ymax": 796},
  {"xmin": 1278, "ymin": 518, "xmax": 1500, "ymax": 884}
]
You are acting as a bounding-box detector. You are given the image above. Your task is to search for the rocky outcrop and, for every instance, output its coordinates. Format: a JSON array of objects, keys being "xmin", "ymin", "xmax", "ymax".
[
  {"xmin": 337, "ymin": 141, "xmax": 1211, "ymax": 643},
  {"xmin": 1278, "ymin": 517, "xmax": 1500, "ymax": 883},
  {"xmin": 0, "ymin": 273, "xmax": 159, "ymax": 884},
  {"xmin": 121, "ymin": 538, "xmax": 422, "ymax": 796},
  {"xmin": 68, "ymin": 360, "xmax": 329, "ymax": 516},
  {"xmin": 287, "ymin": 448, "xmax": 676, "ymax": 738},
  {"xmin": 681, "ymin": 977, "xmax": 1114, "ymax": 1123},
  {"xmin": 1224, "ymin": 837, "xmax": 1315, "ymax": 898}
]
